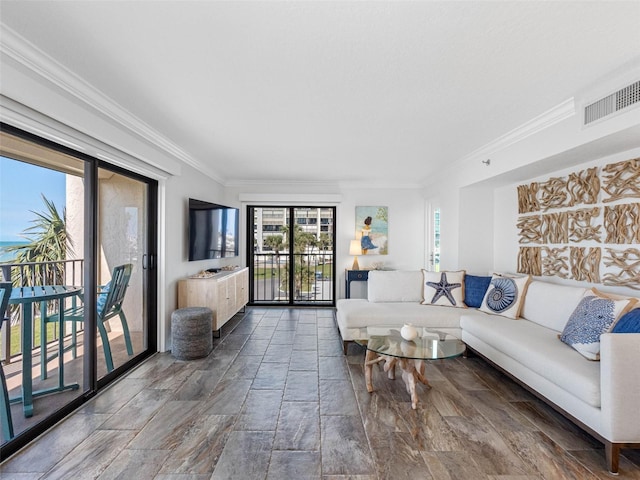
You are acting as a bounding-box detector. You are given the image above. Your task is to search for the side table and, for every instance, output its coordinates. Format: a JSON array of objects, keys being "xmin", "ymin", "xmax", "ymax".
[{"xmin": 345, "ymin": 269, "xmax": 369, "ymax": 298}]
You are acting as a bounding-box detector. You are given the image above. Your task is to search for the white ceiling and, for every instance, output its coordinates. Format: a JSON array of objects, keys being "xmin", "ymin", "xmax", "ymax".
[{"xmin": 1, "ymin": 1, "xmax": 639, "ymax": 187}]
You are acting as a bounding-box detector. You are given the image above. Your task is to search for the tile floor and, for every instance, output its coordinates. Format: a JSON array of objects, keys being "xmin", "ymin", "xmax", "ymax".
[{"xmin": 1, "ymin": 307, "xmax": 639, "ymax": 479}]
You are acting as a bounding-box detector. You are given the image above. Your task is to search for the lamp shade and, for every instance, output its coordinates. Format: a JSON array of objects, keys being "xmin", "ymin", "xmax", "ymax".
[{"xmin": 349, "ymin": 240, "xmax": 362, "ymax": 256}]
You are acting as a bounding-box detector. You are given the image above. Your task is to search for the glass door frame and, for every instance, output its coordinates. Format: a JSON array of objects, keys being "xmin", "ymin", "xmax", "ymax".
[
  {"xmin": 0, "ymin": 123, "xmax": 158, "ymax": 459},
  {"xmin": 247, "ymin": 205, "xmax": 336, "ymax": 307}
]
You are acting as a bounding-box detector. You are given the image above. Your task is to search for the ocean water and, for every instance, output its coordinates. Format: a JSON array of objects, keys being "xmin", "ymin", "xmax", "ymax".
[{"xmin": 0, "ymin": 241, "xmax": 27, "ymax": 263}]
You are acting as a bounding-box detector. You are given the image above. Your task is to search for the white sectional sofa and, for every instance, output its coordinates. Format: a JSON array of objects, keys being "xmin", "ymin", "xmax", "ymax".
[{"xmin": 336, "ymin": 270, "xmax": 640, "ymax": 474}]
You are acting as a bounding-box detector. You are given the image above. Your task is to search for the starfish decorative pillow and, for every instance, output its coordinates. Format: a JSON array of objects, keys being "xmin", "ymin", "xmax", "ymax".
[{"xmin": 421, "ymin": 270, "xmax": 466, "ymax": 308}]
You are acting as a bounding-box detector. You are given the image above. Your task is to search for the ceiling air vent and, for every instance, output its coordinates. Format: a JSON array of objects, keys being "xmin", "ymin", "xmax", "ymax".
[{"xmin": 584, "ymin": 80, "xmax": 640, "ymax": 125}]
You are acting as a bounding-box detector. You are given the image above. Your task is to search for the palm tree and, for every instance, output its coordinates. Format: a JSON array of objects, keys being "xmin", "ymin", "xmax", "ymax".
[
  {"xmin": 264, "ymin": 234, "xmax": 284, "ymax": 257},
  {"xmin": 3, "ymin": 194, "xmax": 72, "ymax": 287},
  {"xmin": 281, "ymin": 224, "xmax": 318, "ymax": 297}
]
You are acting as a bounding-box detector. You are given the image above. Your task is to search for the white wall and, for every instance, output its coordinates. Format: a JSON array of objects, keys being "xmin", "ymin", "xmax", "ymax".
[
  {"xmin": 457, "ymin": 185, "xmax": 494, "ymax": 275},
  {"xmin": 161, "ymin": 163, "xmax": 231, "ymax": 350},
  {"xmin": 226, "ymin": 184, "xmax": 428, "ymax": 299}
]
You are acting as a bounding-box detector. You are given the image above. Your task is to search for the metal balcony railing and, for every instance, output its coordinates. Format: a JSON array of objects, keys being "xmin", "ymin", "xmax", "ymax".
[
  {"xmin": 0, "ymin": 259, "xmax": 84, "ymax": 363},
  {"xmin": 252, "ymin": 252, "xmax": 333, "ymax": 303}
]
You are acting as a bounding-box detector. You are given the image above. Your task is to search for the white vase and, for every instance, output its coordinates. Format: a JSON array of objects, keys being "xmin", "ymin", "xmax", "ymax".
[{"xmin": 401, "ymin": 323, "xmax": 418, "ymax": 341}]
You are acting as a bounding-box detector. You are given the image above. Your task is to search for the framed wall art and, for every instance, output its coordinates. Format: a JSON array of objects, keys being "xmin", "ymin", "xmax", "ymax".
[{"xmin": 355, "ymin": 206, "xmax": 388, "ymax": 255}]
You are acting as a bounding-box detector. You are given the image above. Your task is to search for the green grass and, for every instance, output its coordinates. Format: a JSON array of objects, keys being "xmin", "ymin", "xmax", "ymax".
[
  {"xmin": 6, "ymin": 318, "xmax": 57, "ymax": 357},
  {"xmin": 252, "ymin": 264, "xmax": 333, "ymax": 280}
]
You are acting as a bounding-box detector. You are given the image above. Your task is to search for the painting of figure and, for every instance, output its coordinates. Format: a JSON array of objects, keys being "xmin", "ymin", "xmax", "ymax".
[{"xmin": 355, "ymin": 206, "xmax": 388, "ymax": 255}]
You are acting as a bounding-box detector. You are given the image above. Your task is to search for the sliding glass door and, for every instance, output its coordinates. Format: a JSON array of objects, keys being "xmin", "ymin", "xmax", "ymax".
[
  {"xmin": 0, "ymin": 125, "xmax": 157, "ymax": 458},
  {"xmin": 94, "ymin": 167, "xmax": 154, "ymax": 380},
  {"xmin": 248, "ymin": 206, "xmax": 335, "ymax": 306}
]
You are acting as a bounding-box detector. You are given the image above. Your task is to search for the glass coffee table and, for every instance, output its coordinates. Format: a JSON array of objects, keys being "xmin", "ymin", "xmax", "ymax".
[{"xmin": 354, "ymin": 326, "xmax": 466, "ymax": 409}]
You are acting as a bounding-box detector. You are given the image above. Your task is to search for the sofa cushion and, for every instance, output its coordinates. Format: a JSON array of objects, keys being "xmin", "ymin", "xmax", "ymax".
[
  {"xmin": 464, "ymin": 274, "xmax": 492, "ymax": 308},
  {"xmin": 336, "ymin": 299, "xmax": 465, "ymax": 330},
  {"xmin": 560, "ymin": 289, "xmax": 636, "ymax": 360},
  {"xmin": 479, "ymin": 274, "xmax": 530, "ymax": 319},
  {"xmin": 521, "ymin": 281, "xmax": 587, "ymax": 332},
  {"xmin": 367, "ymin": 270, "xmax": 423, "ymax": 302},
  {"xmin": 461, "ymin": 314, "xmax": 601, "ymax": 407},
  {"xmin": 421, "ymin": 270, "xmax": 466, "ymax": 308}
]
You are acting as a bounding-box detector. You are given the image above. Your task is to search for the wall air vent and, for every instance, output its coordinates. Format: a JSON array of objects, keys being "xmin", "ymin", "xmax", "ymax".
[{"xmin": 584, "ymin": 80, "xmax": 640, "ymax": 125}]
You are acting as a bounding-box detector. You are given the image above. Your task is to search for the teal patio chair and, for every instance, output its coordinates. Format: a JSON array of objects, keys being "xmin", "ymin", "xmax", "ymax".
[
  {"xmin": 43, "ymin": 264, "xmax": 134, "ymax": 373},
  {"xmin": 0, "ymin": 282, "xmax": 14, "ymax": 440}
]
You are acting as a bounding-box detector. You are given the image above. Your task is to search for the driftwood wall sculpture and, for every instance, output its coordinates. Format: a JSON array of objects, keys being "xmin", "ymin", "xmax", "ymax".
[
  {"xmin": 542, "ymin": 247, "xmax": 569, "ymax": 278},
  {"xmin": 604, "ymin": 203, "xmax": 640, "ymax": 244},
  {"xmin": 603, "ymin": 248, "xmax": 640, "ymax": 290},
  {"xmin": 568, "ymin": 208, "xmax": 601, "ymax": 243},
  {"xmin": 516, "ymin": 158, "xmax": 639, "ymax": 288},
  {"xmin": 517, "ymin": 247, "xmax": 542, "ymax": 276},
  {"xmin": 602, "ymin": 158, "xmax": 640, "ymax": 202}
]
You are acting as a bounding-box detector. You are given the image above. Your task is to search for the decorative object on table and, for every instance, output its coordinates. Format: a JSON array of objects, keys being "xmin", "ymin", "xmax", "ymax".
[
  {"xmin": 355, "ymin": 206, "xmax": 388, "ymax": 255},
  {"xmin": 400, "ymin": 323, "xmax": 418, "ymax": 341},
  {"xmin": 370, "ymin": 261, "xmax": 385, "ymax": 270},
  {"xmin": 349, "ymin": 239, "xmax": 362, "ymax": 270},
  {"xmin": 421, "ymin": 270, "xmax": 466, "ymax": 308}
]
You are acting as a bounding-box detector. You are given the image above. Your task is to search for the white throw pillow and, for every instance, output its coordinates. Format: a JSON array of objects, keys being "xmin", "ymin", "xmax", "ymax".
[
  {"xmin": 421, "ymin": 270, "xmax": 466, "ymax": 308},
  {"xmin": 479, "ymin": 273, "xmax": 531, "ymax": 319},
  {"xmin": 560, "ymin": 288, "xmax": 637, "ymax": 360}
]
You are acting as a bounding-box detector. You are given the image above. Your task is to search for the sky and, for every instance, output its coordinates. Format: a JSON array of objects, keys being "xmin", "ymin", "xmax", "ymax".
[{"xmin": 0, "ymin": 156, "xmax": 66, "ymax": 242}]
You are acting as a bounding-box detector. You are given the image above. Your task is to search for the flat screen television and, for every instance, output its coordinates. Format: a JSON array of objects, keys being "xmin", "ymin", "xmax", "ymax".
[{"xmin": 188, "ymin": 198, "xmax": 239, "ymax": 261}]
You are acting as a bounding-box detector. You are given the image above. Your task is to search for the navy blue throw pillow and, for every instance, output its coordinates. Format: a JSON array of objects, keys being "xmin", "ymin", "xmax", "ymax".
[
  {"xmin": 611, "ymin": 308, "xmax": 640, "ymax": 333},
  {"xmin": 464, "ymin": 275, "xmax": 492, "ymax": 308}
]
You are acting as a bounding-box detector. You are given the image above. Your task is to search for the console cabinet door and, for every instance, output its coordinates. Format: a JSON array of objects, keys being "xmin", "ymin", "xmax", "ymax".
[
  {"xmin": 235, "ymin": 269, "xmax": 248, "ymax": 308},
  {"xmin": 215, "ymin": 279, "xmax": 229, "ymax": 328}
]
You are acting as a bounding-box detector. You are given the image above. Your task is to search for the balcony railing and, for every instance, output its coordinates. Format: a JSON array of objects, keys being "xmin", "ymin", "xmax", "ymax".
[
  {"xmin": 252, "ymin": 251, "xmax": 333, "ymax": 303},
  {"xmin": 0, "ymin": 259, "xmax": 84, "ymax": 363}
]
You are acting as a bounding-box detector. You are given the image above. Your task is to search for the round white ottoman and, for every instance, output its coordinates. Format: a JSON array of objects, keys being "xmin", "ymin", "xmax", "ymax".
[{"xmin": 171, "ymin": 307, "xmax": 213, "ymax": 360}]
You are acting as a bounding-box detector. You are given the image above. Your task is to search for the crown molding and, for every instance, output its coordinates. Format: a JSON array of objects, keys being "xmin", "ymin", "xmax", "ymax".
[
  {"xmin": 0, "ymin": 95, "xmax": 175, "ymax": 180},
  {"xmin": 226, "ymin": 178, "xmax": 424, "ymax": 190},
  {"xmin": 238, "ymin": 193, "xmax": 343, "ymax": 203},
  {"xmin": 0, "ymin": 24, "xmax": 225, "ymax": 183},
  {"xmin": 460, "ymin": 98, "xmax": 576, "ymax": 166}
]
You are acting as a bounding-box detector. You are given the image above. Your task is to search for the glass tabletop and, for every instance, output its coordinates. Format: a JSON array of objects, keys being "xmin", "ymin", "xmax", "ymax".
[{"xmin": 354, "ymin": 326, "xmax": 466, "ymax": 360}]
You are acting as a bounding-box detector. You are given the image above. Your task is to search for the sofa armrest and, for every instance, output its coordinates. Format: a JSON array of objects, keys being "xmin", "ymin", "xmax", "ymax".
[{"xmin": 600, "ymin": 332, "xmax": 640, "ymax": 442}]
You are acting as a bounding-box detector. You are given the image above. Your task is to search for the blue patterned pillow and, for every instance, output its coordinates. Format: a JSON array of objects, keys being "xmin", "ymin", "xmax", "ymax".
[
  {"xmin": 97, "ymin": 281, "xmax": 111, "ymax": 316},
  {"xmin": 611, "ymin": 308, "xmax": 640, "ymax": 333},
  {"xmin": 479, "ymin": 274, "xmax": 530, "ymax": 319},
  {"xmin": 464, "ymin": 275, "xmax": 492, "ymax": 308},
  {"xmin": 560, "ymin": 290, "xmax": 634, "ymax": 360}
]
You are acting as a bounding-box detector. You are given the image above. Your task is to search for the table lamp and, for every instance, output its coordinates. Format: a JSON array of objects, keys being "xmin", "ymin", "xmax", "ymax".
[{"xmin": 349, "ymin": 239, "xmax": 362, "ymax": 270}]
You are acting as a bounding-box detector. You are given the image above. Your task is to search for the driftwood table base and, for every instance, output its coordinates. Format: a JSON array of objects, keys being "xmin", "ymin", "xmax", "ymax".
[{"xmin": 364, "ymin": 349, "xmax": 431, "ymax": 409}]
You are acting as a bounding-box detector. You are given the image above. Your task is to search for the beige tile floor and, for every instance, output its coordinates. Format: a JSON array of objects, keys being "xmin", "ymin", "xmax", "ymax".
[{"xmin": 1, "ymin": 307, "xmax": 639, "ymax": 479}]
